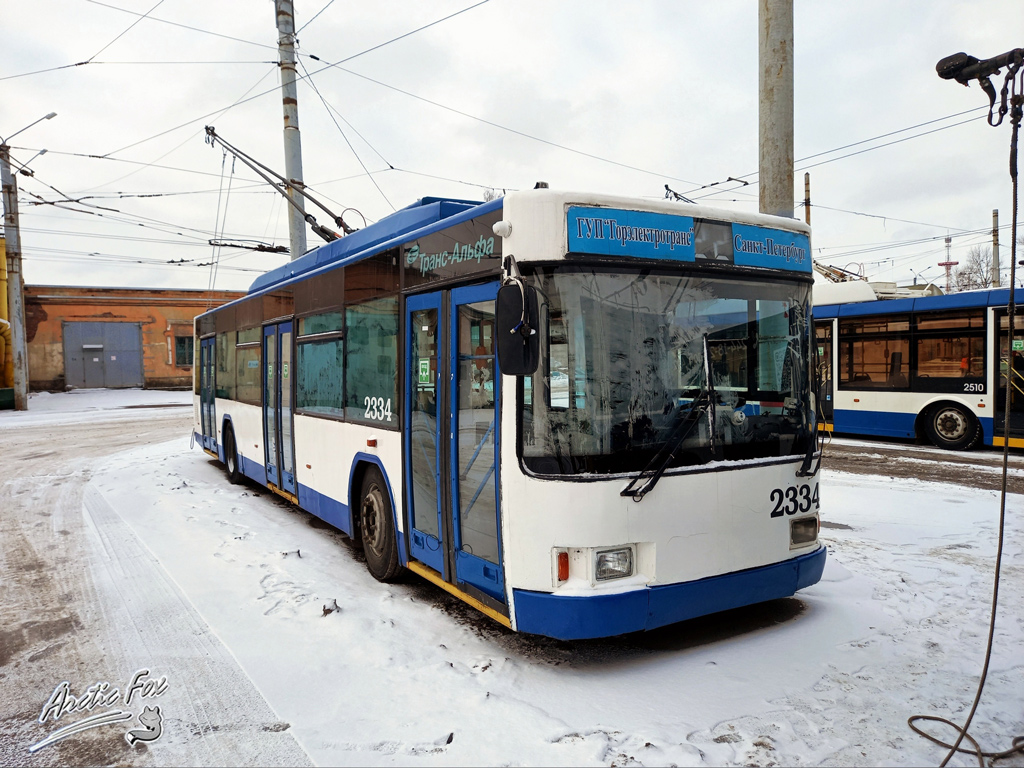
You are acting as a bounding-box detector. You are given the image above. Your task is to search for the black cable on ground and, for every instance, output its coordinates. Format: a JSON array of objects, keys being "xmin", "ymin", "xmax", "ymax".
[{"xmin": 908, "ymin": 49, "xmax": 1024, "ymax": 768}]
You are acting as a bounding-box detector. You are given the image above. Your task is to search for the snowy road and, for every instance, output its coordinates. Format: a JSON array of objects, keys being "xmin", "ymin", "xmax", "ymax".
[{"xmin": 2, "ymin": 390, "xmax": 1022, "ymax": 767}]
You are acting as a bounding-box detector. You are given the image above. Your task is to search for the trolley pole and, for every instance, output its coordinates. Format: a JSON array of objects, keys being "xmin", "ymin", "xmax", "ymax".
[
  {"xmin": 758, "ymin": 0, "xmax": 795, "ymax": 219},
  {"xmin": 0, "ymin": 143, "xmax": 29, "ymax": 410},
  {"xmin": 275, "ymin": 0, "xmax": 307, "ymax": 261}
]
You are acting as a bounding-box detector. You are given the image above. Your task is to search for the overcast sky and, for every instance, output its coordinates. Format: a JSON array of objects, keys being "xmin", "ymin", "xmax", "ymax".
[{"xmin": 2, "ymin": 0, "xmax": 1022, "ymax": 293}]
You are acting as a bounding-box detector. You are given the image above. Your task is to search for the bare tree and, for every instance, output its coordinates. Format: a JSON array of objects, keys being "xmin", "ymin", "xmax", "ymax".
[
  {"xmin": 952, "ymin": 245, "xmax": 992, "ymax": 292},
  {"xmin": 481, "ymin": 188, "xmax": 503, "ymax": 202}
]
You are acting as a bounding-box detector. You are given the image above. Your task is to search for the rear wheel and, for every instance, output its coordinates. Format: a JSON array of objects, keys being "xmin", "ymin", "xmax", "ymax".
[
  {"xmin": 359, "ymin": 466, "xmax": 402, "ymax": 582},
  {"xmin": 925, "ymin": 403, "xmax": 980, "ymax": 451},
  {"xmin": 223, "ymin": 425, "xmax": 242, "ymax": 484}
]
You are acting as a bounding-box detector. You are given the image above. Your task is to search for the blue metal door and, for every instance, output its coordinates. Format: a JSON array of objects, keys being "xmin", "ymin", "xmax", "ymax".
[
  {"xmin": 404, "ymin": 284, "xmax": 504, "ymax": 603},
  {"xmin": 263, "ymin": 322, "xmax": 296, "ymax": 495},
  {"xmin": 405, "ymin": 292, "xmax": 445, "ymax": 574},
  {"xmin": 449, "ymin": 283, "xmax": 503, "ymax": 602}
]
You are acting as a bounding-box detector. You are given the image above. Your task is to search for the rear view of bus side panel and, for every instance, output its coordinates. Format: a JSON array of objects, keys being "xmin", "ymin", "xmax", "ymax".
[
  {"xmin": 223, "ymin": 401, "xmax": 267, "ymax": 485},
  {"xmin": 291, "ymin": 414, "xmax": 404, "ymax": 545}
]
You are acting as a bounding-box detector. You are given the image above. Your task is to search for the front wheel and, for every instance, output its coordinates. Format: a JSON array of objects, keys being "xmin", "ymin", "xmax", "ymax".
[
  {"xmin": 925, "ymin": 403, "xmax": 980, "ymax": 451},
  {"xmin": 359, "ymin": 466, "xmax": 403, "ymax": 582},
  {"xmin": 223, "ymin": 425, "xmax": 242, "ymax": 484}
]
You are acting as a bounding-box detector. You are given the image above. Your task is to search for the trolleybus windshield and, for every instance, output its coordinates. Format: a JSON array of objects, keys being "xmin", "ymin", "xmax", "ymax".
[{"xmin": 521, "ymin": 266, "xmax": 813, "ymax": 475}]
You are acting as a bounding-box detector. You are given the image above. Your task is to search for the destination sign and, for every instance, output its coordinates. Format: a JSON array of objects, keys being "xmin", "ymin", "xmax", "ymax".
[
  {"xmin": 567, "ymin": 207, "xmax": 695, "ymax": 260},
  {"xmin": 731, "ymin": 224, "xmax": 811, "ymax": 273},
  {"xmin": 567, "ymin": 207, "xmax": 810, "ymax": 274}
]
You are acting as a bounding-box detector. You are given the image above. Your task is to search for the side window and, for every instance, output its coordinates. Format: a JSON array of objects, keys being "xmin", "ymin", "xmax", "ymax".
[
  {"xmin": 838, "ymin": 315, "xmax": 910, "ymax": 389},
  {"xmin": 913, "ymin": 310, "xmax": 985, "ymax": 390},
  {"xmin": 235, "ymin": 342, "xmax": 261, "ymax": 405},
  {"xmin": 296, "ymin": 312, "xmax": 345, "ymax": 417},
  {"xmin": 345, "ymin": 297, "xmax": 398, "ymax": 426},
  {"xmin": 215, "ymin": 332, "xmax": 235, "ymax": 399}
]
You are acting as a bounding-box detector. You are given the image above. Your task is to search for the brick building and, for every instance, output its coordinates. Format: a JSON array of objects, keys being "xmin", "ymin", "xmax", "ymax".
[{"xmin": 25, "ymin": 286, "xmax": 244, "ymax": 390}]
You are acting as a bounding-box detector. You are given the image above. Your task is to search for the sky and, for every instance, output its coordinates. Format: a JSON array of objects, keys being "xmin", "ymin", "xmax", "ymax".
[{"xmin": 2, "ymin": 0, "xmax": 1023, "ymax": 293}]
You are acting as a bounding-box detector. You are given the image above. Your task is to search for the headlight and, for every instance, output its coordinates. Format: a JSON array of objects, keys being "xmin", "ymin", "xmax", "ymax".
[
  {"xmin": 595, "ymin": 547, "xmax": 633, "ymax": 581},
  {"xmin": 791, "ymin": 516, "xmax": 819, "ymax": 547}
]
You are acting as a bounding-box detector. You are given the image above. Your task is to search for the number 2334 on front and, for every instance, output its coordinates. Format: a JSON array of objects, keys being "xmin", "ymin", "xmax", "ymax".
[{"xmin": 769, "ymin": 483, "xmax": 820, "ymax": 517}]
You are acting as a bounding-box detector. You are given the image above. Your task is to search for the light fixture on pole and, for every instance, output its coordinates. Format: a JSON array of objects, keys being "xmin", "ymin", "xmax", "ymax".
[
  {"xmin": 16, "ymin": 149, "xmax": 48, "ymax": 177},
  {"xmin": 1, "ymin": 111, "xmax": 57, "ymax": 411}
]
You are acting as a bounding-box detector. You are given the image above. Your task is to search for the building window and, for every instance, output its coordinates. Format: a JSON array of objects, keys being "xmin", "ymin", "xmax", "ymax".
[{"xmin": 175, "ymin": 335, "xmax": 194, "ymax": 367}]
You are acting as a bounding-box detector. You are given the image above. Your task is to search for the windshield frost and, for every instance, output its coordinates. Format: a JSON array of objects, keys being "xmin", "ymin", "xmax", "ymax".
[{"xmin": 521, "ymin": 267, "xmax": 813, "ymax": 475}]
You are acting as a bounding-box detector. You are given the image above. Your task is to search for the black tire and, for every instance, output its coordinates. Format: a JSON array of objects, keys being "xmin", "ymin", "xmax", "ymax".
[
  {"xmin": 925, "ymin": 403, "xmax": 980, "ymax": 451},
  {"xmin": 359, "ymin": 467, "xmax": 402, "ymax": 582},
  {"xmin": 223, "ymin": 425, "xmax": 242, "ymax": 484}
]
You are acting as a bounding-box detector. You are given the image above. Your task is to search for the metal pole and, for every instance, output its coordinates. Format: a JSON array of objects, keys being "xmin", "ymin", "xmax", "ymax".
[
  {"xmin": 758, "ymin": 0, "xmax": 795, "ymax": 219},
  {"xmin": 1, "ymin": 144, "xmax": 29, "ymax": 410},
  {"xmin": 803, "ymin": 172, "xmax": 811, "ymax": 225},
  {"xmin": 275, "ymin": 0, "xmax": 307, "ymax": 261},
  {"xmin": 992, "ymin": 208, "xmax": 1000, "ymax": 287}
]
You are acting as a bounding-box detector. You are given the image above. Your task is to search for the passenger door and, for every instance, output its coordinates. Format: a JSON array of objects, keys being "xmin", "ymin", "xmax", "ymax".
[
  {"xmin": 263, "ymin": 322, "xmax": 297, "ymax": 496},
  {"xmin": 199, "ymin": 336, "xmax": 217, "ymax": 451},
  {"xmin": 404, "ymin": 283, "xmax": 504, "ymax": 604}
]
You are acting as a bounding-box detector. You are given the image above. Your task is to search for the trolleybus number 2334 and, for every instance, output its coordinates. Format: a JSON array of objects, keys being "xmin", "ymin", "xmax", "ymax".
[{"xmin": 194, "ymin": 189, "xmax": 825, "ymax": 640}]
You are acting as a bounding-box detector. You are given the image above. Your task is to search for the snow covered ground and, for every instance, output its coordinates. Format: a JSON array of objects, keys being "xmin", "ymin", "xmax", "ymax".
[
  {"xmin": 2, "ymin": 387, "xmax": 193, "ymax": 425},
  {"xmin": 4, "ymin": 390, "xmax": 1023, "ymax": 766}
]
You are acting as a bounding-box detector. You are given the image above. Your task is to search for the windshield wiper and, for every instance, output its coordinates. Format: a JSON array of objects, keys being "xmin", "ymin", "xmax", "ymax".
[{"xmin": 620, "ymin": 334, "xmax": 717, "ymax": 502}]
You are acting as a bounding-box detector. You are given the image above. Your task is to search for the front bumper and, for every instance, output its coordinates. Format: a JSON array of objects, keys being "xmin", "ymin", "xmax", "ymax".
[{"xmin": 512, "ymin": 545, "xmax": 826, "ymax": 640}]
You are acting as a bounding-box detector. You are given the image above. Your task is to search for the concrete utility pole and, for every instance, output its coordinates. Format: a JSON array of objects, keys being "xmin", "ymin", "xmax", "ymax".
[
  {"xmin": 1, "ymin": 144, "xmax": 29, "ymax": 410},
  {"xmin": 758, "ymin": 0, "xmax": 795, "ymax": 219},
  {"xmin": 803, "ymin": 172, "xmax": 811, "ymax": 225},
  {"xmin": 992, "ymin": 209, "xmax": 1000, "ymax": 287},
  {"xmin": 275, "ymin": 0, "xmax": 307, "ymax": 261}
]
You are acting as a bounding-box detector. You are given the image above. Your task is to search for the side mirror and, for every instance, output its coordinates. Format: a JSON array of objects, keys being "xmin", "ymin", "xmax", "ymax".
[{"xmin": 496, "ymin": 283, "xmax": 540, "ymax": 375}]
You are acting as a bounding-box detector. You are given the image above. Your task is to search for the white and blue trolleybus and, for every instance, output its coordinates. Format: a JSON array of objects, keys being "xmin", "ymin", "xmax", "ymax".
[
  {"xmin": 815, "ymin": 286, "xmax": 1024, "ymax": 450},
  {"xmin": 194, "ymin": 189, "xmax": 825, "ymax": 639}
]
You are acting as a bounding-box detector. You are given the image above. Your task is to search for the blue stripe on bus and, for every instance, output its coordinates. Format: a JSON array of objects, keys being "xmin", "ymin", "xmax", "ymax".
[
  {"xmin": 980, "ymin": 416, "xmax": 995, "ymax": 445},
  {"xmin": 205, "ymin": 435, "xmax": 407, "ymax": 560},
  {"xmin": 241, "ymin": 454, "xmax": 267, "ymax": 485},
  {"xmin": 297, "ymin": 483, "xmax": 353, "ymax": 537},
  {"xmin": 512, "ymin": 546, "xmax": 826, "ymax": 640},
  {"xmin": 830, "ymin": 409, "xmax": 917, "ymax": 439},
  {"xmin": 287, "ymin": 458, "xmax": 406, "ymax": 562}
]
